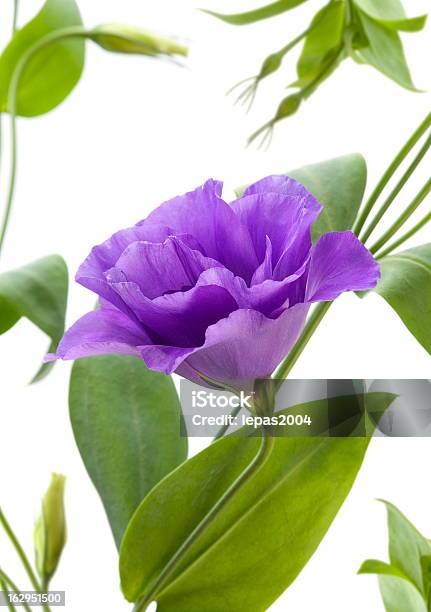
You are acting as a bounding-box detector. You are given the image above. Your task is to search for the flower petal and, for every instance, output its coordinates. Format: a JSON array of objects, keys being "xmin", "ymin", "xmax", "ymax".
[
  {"xmin": 251, "ymin": 236, "xmax": 273, "ymax": 285},
  {"xmin": 195, "ymin": 267, "xmax": 306, "ymax": 317},
  {"xmin": 231, "ymin": 178, "xmax": 321, "ymax": 269},
  {"xmin": 141, "ymin": 179, "xmax": 259, "ymax": 281},
  {"xmin": 305, "ymin": 231, "xmax": 380, "ymax": 302},
  {"xmin": 48, "ymin": 306, "xmax": 148, "ymax": 361},
  {"xmin": 183, "ymin": 305, "xmax": 310, "ymax": 384},
  {"xmin": 109, "ymin": 279, "xmax": 238, "ymax": 347},
  {"xmin": 76, "ymin": 223, "xmax": 173, "ymax": 312},
  {"xmin": 108, "ymin": 236, "xmax": 222, "ymax": 300},
  {"xmin": 242, "ymin": 175, "xmax": 315, "ymax": 199}
]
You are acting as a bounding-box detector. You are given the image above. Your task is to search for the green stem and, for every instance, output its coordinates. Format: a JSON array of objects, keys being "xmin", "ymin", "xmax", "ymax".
[
  {"xmin": 352, "ymin": 112, "xmax": 431, "ymax": 236},
  {"xmin": 0, "ymin": 112, "xmax": 17, "ymax": 258},
  {"xmin": 278, "ymin": 24, "xmax": 311, "ymax": 58},
  {"xmin": 212, "ymin": 403, "xmax": 243, "ymax": 441},
  {"xmin": 0, "ymin": 509, "xmax": 50, "ymax": 612},
  {"xmin": 0, "ymin": 509, "xmax": 40, "ymax": 592},
  {"xmin": 370, "ymin": 177, "xmax": 431, "ymax": 254},
  {"xmin": 273, "ymin": 302, "xmax": 332, "ymax": 389},
  {"xmin": 133, "ymin": 429, "xmax": 275, "ymax": 611},
  {"xmin": 0, "ymin": 24, "xmax": 177, "ymax": 258},
  {"xmin": 0, "ymin": 26, "xmax": 88, "ymax": 258},
  {"xmin": 0, "ymin": 574, "xmax": 15, "ymax": 612},
  {"xmin": 0, "ymin": 568, "xmax": 32, "ymax": 612},
  {"xmin": 376, "ymin": 209, "xmax": 431, "ymax": 259},
  {"xmin": 13, "ymin": 0, "xmax": 19, "ymax": 33},
  {"xmin": 360, "ymin": 132, "xmax": 431, "ymax": 243}
]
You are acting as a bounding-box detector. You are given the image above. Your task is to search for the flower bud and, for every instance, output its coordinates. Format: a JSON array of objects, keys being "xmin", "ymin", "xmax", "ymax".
[
  {"xmin": 259, "ymin": 53, "xmax": 283, "ymax": 79},
  {"xmin": 90, "ymin": 24, "xmax": 188, "ymax": 58},
  {"xmin": 34, "ymin": 474, "xmax": 67, "ymax": 588},
  {"xmin": 275, "ymin": 93, "xmax": 302, "ymax": 120}
]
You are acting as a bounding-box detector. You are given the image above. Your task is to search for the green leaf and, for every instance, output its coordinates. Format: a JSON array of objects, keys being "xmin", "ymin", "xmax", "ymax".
[
  {"xmin": 421, "ymin": 555, "xmax": 431, "ymax": 602},
  {"xmin": 297, "ymin": 1, "xmax": 345, "ymax": 84},
  {"xmin": 0, "ymin": 255, "xmax": 68, "ymax": 382},
  {"xmin": 359, "ymin": 559, "xmax": 416, "ymax": 583},
  {"xmin": 69, "ymin": 354, "xmax": 187, "ymax": 549},
  {"xmin": 353, "ymin": 0, "xmax": 427, "ymax": 32},
  {"xmin": 360, "ymin": 503, "xmax": 431, "ymax": 611},
  {"xmin": 356, "ymin": 10, "xmax": 417, "ymax": 91},
  {"xmin": 374, "ymin": 244, "xmax": 431, "ymax": 354},
  {"xmin": 382, "ymin": 500, "xmax": 431, "ymax": 593},
  {"xmin": 120, "ymin": 392, "xmax": 393, "ymax": 609},
  {"xmin": 378, "ymin": 576, "xmax": 427, "ymax": 612},
  {"xmin": 288, "ymin": 154, "xmax": 367, "ymax": 241},
  {"xmin": 202, "ymin": 0, "xmax": 309, "ymax": 26},
  {"xmin": 0, "ymin": 0, "xmax": 85, "ymax": 117}
]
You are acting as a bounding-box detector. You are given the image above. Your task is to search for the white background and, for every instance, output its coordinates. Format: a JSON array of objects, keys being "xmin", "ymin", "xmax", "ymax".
[{"xmin": 0, "ymin": 0, "xmax": 430, "ymax": 610}]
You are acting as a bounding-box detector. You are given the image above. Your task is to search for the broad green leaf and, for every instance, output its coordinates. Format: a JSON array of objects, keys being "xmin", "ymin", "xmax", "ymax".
[
  {"xmin": 382, "ymin": 500, "xmax": 431, "ymax": 593},
  {"xmin": 0, "ymin": 255, "xmax": 68, "ymax": 382},
  {"xmin": 288, "ymin": 154, "xmax": 367, "ymax": 241},
  {"xmin": 0, "ymin": 0, "xmax": 85, "ymax": 117},
  {"xmin": 356, "ymin": 10, "xmax": 417, "ymax": 91},
  {"xmin": 378, "ymin": 576, "xmax": 427, "ymax": 612},
  {"xmin": 203, "ymin": 0, "xmax": 309, "ymax": 25},
  {"xmin": 120, "ymin": 393, "xmax": 393, "ymax": 609},
  {"xmin": 297, "ymin": 1, "xmax": 345, "ymax": 84},
  {"xmin": 374, "ymin": 244, "xmax": 431, "ymax": 354},
  {"xmin": 69, "ymin": 355, "xmax": 187, "ymax": 549},
  {"xmin": 353, "ymin": 0, "xmax": 427, "ymax": 32}
]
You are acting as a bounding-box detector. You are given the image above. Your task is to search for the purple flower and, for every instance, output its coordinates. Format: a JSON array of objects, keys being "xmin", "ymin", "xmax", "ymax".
[{"xmin": 49, "ymin": 176, "xmax": 380, "ymax": 384}]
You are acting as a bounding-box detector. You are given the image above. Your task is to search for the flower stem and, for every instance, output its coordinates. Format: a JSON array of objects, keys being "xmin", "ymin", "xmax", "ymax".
[
  {"xmin": 360, "ymin": 132, "xmax": 431, "ymax": 243},
  {"xmin": 0, "ymin": 568, "xmax": 32, "ymax": 612},
  {"xmin": 0, "ymin": 113, "xmax": 17, "ymax": 258},
  {"xmin": 0, "ymin": 508, "xmax": 50, "ymax": 612},
  {"xmin": 12, "ymin": 0, "xmax": 19, "ymax": 33},
  {"xmin": 212, "ymin": 403, "xmax": 243, "ymax": 441},
  {"xmin": 133, "ymin": 429, "xmax": 275, "ymax": 611},
  {"xmin": 369, "ymin": 177, "xmax": 431, "ymax": 254},
  {"xmin": 273, "ymin": 302, "xmax": 332, "ymax": 388},
  {"xmin": 352, "ymin": 112, "xmax": 431, "ymax": 236},
  {"xmin": 0, "ymin": 575, "xmax": 16, "ymax": 612},
  {"xmin": 0, "ymin": 26, "xmax": 88, "ymax": 258},
  {"xmin": 375, "ymin": 209, "xmax": 431, "ymax": 259}
]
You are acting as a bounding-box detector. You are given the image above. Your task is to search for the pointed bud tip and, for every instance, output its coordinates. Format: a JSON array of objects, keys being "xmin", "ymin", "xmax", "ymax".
[{"xmin": 90, "ymin": 24, "xmax": 188, "ymax": 58}]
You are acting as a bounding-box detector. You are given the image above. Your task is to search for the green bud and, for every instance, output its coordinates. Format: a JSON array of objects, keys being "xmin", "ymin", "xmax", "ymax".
[
  {"xmin": 275, "ymin": 93, "xmax": 302, "ymax": 120},
  {"xmin": 90, "ymin": 24, "xmax": 188, "ymax": 58},
  {"xmin": 34, "ymin": 474, "xmax": 67, "ymax": 589},
  {"xmin": 259, "ymin": 53, "xmax": 283, "ymax": 79}
]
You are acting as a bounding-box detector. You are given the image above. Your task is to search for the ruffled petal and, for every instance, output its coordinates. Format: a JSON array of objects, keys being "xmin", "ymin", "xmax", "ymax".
[
  {"xmin": 230, "ymin": 180, "xmax": 321, "ymax": 269},
  {"xmin": 196, "ymin": 264, "xmax": 307, "ymax": 317},
  {"xmin": 48, "ymin": 306, "xmax": 149, "ymax": 361},
  {"xmin": 251, "ymin": 236, "xmax": 273, "ymax": 285},
  {"xmin": 108, "ymin": 236, "xmax": 222, "ymax": 299},
  {"xmin": 141, "ymin": 179, "xmax": 259, "ymax": 282},
  {"xmin": 137, "ymin": 304, "xmax": 309, "ymax": 383},
  {"xmin": 76, "ymin": 223, "xmax": 173, "ymax": 313},
  {"xmin": 305, "ymin": 231, "xmax": 380, "ymax": 302},
  {"xmin": 242, "ymin": 175, "xmax": 316, "ymax": 200},
  {"xmin": 184, "ymin": 305, "xmax": 309, "ymax": 384},
  {"xmin": 109, "ymin": 279, "xmax": 238, "ymax": 347}
]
